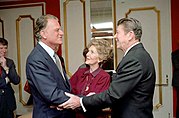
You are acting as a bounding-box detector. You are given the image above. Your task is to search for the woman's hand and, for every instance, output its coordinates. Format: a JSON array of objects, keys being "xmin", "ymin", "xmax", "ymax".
[{"xmin": 0, "ymin": 57, "xmax": 8, "ymax": 72}]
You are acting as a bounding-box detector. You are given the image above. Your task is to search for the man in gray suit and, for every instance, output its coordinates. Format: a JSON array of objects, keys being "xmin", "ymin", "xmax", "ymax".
[
  {"xmin": 26, "ymin": 14, "xmax": 75, "ymax": 118},
  {"xmin": 59, "ymin": 17, "xmax": 156, "ymax": 118}
]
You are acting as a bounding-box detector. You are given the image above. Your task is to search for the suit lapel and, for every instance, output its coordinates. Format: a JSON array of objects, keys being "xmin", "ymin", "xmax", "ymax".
[
  {"xmin": 36, "ymin": 43, "xmax": 71, "ymax": 89},
  {"xmin": 116, "ymin": 43, "xmax": 144, "ymax": 72}
]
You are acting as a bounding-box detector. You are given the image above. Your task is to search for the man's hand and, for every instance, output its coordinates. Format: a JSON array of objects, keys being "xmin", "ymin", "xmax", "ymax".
[
  {"xmin": 58, "ymin": 92, "xmax": 81, "ymax": 110},
  {"xmin": 50, "ymin": 105, "xmax": 63, "ymax": 111}
]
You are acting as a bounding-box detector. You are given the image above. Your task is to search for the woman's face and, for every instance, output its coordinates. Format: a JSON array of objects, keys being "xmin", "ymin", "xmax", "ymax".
[
  {"xmin": 0, "ymin": 44, "xmax": 7, "ymax": 57},
  {"xmin": 85, "ymin": 45, "xmax": 100, "ymax": 66}
]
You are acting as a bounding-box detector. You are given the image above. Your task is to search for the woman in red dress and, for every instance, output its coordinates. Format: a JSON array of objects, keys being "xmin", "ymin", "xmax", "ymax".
[{"xmin": 70, "ymin": 39, "xmax": 113, "ymax": 118}]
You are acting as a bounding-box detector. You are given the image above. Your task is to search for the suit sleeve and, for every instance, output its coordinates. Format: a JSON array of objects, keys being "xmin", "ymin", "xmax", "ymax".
[
  {"xmin": 0, "ymin": 59, "xmax": 20, "ymax": 88},
  {"xmin": 7, "ymin": 59, "xmax": 20, "ymax": 85},
  {"xmin": 82, "ymin": 57, "xmax": 143, "ymax": 110},
  {"xmin": 0, "ymin": 76, "xmax": 6, "ymax": 88}
]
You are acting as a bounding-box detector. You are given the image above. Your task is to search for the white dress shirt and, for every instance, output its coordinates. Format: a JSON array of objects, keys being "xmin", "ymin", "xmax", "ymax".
[{"xmin": 38, "ymin": 41, "xmax": 56, "ymax": 63}]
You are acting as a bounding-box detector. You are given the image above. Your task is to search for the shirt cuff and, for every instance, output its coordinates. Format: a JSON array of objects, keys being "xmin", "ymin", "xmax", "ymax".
[{"xmin": 80, "ymin": 97, "xmax": 87, "ymax": 112}]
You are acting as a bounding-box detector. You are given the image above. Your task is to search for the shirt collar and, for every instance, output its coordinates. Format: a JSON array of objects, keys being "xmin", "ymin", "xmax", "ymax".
[
  {"xmin": 84, "ymin": 67, "xmax": 102, "ymax": 77},
  {"xmin": 38, "ymin": 41, "xmax": 55, "ymax": 62},
  {"xmin": 124, "ymin": 42, "xmax": 140, "ymax": 56}
]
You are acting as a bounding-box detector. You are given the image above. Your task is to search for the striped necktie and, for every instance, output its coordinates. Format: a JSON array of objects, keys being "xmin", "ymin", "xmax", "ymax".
[{"xmin": 54, "ymin": 53, "xmax": 66, "ymax": 81}]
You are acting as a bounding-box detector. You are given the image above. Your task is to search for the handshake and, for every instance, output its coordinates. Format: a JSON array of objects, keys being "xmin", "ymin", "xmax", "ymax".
[{"xmin": 51, "ymin": 92, "xmax": 95, "ymax": 110}]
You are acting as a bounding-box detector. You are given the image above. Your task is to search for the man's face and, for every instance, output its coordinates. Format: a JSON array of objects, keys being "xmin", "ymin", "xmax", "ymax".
[
  {"xmin": 42, "ymin": 19, "xmax": 64, "ymax": 49},
  {"xmin": 115, "ymin": 25, "xmax": 129, "ymax": 51},
  {"xmin": 0, "ymin": 44, "xmax": 7, "ymax": 57}
]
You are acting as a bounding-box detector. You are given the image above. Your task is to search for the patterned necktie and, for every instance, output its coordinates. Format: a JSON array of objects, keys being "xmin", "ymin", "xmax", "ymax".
[{"xmin": 54, "ymin": 53, "xmax": 66, "ymax": 81}]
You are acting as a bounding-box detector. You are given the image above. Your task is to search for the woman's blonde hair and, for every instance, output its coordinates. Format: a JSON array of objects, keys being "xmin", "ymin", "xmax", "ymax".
[{"xmin": 87, "ymin": 39, "xmax": 113, "ymax": 63}]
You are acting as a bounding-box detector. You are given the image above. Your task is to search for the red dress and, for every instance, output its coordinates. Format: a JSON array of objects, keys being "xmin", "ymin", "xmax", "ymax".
[{"xmin": 70, "ymin": 67, "xmax": 111, "ymax": 118}]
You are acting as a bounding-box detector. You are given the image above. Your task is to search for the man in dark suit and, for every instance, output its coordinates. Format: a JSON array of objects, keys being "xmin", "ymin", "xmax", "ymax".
[
  {"xmin": 26, "ymin": 56, "xmax": 67, "ymax": 106},
  {"xmin": 172, "ymin": 48, "xmax": 179, "ymax": 118},
  {"xmin": 26, "ymin": 14, "xmax": 75, "ymax": 118},
  {"xmin": 59, "ymin": 17, "xmax": 156, "ymax": 118},
  {"xmin": 0, "ymin": 38, "xmax": 20, "ymax": 118}
]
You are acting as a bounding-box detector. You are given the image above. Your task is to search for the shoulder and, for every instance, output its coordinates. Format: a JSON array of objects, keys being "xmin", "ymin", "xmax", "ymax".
[
  {"xmin": 70, "ymin": 67, "xmax": 89, "ymax": 81},
  {"xmin": 71, "ymin": 67, "xmax": 89, "ymax": 76},
  {"xmin": 5, "ymin": 57, "xmax": 14, "ymax": 64},
  {"xmin": 119, "ymin": 52, "xmax": 143, "ymax": 73},
  {"xmin": 78, "ymin": 67, "xmax": 89, "ymax": 71},
  {"xmin": 98, "ymin": 69, "xmax": 110, "ymax": 78},
  {"xmin": 172, "ymin": 49, "xmax": 179, "ymax": 57},
  {"xmin": 95, "ymin": 69, "xmax": 111, "ymax": 83},
  {"xmin": 27, "ymin": 45, "xmax": 46, "ymax": 63},
  {"xmin": 74, "ymin": 67, "xmax": 89, "ymax": 75},
  {"xmin": 6, "ymin": 57, "xmax": 13, "ymax": 62},
  {"xmin": 122, "ymin": 45, "xmax": 155, "ymax": 73},
  {"xmin": 126, "ymin": 44, "xmax": 152, "ymax": 64}
]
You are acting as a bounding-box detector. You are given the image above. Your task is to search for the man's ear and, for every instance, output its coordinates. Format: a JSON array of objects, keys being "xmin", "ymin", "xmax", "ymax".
[
  {"xmin": 40, "ymin": 30, "xmax": 47, "ymax": 39},
  {"xmin": 128, "ymin": 31, "xmax": 134, "ymax": 41}
]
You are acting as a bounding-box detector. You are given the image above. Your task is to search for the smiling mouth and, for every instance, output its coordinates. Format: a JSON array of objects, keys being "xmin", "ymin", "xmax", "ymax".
[{"xmin": 86, "ymin": 57, "xmax": 90, "ymax": 60}]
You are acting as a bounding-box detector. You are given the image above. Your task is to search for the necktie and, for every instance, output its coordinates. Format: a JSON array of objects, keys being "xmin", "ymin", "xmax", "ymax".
[{"xmin": 54, "ymin": 53, "xmax": 66, "ymax": 81}]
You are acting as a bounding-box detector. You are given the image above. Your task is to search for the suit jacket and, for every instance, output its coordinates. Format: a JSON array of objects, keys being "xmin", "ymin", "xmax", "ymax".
[
  {"xmin": 172, "ymin": 49, "xmax": 179, "ymax": 87},
  {"xmin": 0, "ymin": 58, "xmax": 20, "ymax": 118},
  {"xmin": 82, "ymin": 43, "xmax": 156, "ymax": 118},
  {"xmin": 26, "ymin": 43, "xmax": 75, "ymax": 118}
]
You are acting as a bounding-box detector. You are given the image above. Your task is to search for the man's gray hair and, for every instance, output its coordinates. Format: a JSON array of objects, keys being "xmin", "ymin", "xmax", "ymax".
[
  {"xmin": 117, "ymin": 17, "xmax": 142, "ymax": 41},
  {"xmin": 34, "ymin": 14, "xmax": 58, "ymax": 41}
]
